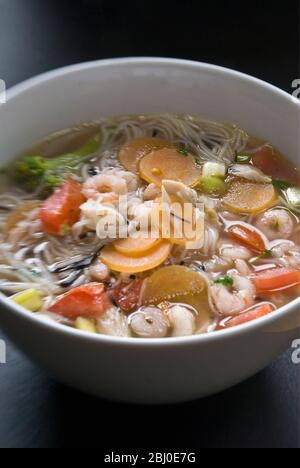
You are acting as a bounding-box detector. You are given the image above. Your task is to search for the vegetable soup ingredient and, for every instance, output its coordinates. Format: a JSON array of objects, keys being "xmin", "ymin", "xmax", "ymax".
[
  {"xmin": 202, "ymin": 162, "xmax": 226, "ymax": 179},
  {"xmin": 228, "ymin": 165, "xmax": 271, "ymax": 183},
  {"xmin": 218, "ymin": 303, "xmax": 273, "ymax": 329},
  {"xmin": 286, "ymin": 187, "xmax": 300, "ymax": 208},
  {"xmin": 5, "ymin": 200, "xmax": 40, "ymax": 233},
  {"xmin": 253, "ymin": 267, "xmax": 300, "ymax": 293},
  {"xmin": 100, "ymin": 241, "xmax": 172, "ymax": 274},
  {"xmin": 139, "ymin": 148, "xmax": 200, "ymax": 187},
  {"xmin": 228, "ymin": 224, "xmax": 266, "ymax": 254},
  {"xmin": 15, "ymin": 136, "xmax": 100, "ymax": 192},
  {"xmin": 252, "ymin": 145, "xmax": 299, "ymax": 185},
  {"xmin": 49, "ymin": 283, "xmax": 110, "ymax": 319},
  {"xmin": 11, "ymin": 289, "xmax": 43, "ymax": 312},
  {"xmin": 75, "ymin": 317, "xmax": 97, "ymax": 333},
  {"xmin": 223, "ymin": 179, "xmax": 276, "ymax": 214},
  {"xmin": 143, "ymin": 266, "xmax": 207, "ymax": 307},
  {"xmin": 39, "ymin": 179, "xmax": 85, "ymax": 235},
  {"xmin": 119, "ymin": 137, "xmax": 172, "ymax": 173},
  {"xmin": 110, "ymin": 279, "xmax": 143, "ymax": 313},
  {"xmin": 114, "ymin": 236, "xmax": 161, "ymax": 257}
]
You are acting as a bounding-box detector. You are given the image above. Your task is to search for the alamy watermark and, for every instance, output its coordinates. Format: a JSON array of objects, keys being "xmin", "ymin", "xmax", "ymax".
[
  {"xmin": 0, "ymin": 339, "xmax": 6, "ymax": 364},
  {"xmin": 292, "ymin": 79, "xmax": 300, "ymax": 99},
  {"xmin": 292, "ymin": 339, "xmax": 300, "ymax": 365},
  {"xmin": 0, "ymin": 79, "xmax": 6, "ymax": 105}
]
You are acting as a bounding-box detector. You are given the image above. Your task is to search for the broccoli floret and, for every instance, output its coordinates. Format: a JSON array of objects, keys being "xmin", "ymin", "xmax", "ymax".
[{"xmin": 14, "ymin": 135, "xmax": 100, "ymax": 193}]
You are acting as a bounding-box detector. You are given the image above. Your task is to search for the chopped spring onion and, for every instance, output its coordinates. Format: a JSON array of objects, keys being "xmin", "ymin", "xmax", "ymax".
[
  {"xmin": 11, "ymin": 289, "xmax": 42, "ymax": 312},
  {"xmin": 214, "ymin": 275, "xmax": 234, "ymax": 287},
  {"xmin": 286, "ymin": 187, "xmax": 300, "ymax": 207},
  {"xmin": 202, "ymin": 162, "xmax": 226, "ymax": 179},
  {"xmin": 235, "ymin": 153, "xmax": 251, "ymax": 164},
  {"xmin": 177, "ymin": 148, "xmax": 189, "ymax": 156},
  {"xmin": 272, "ymin": 180, "xmax": 291, "ymax": 190},
  {"xmin": 197, "ymin": 176, "xmax": 227, "ymax": 196},
  {"xmin": 75, "ymin": 317, "xmax": 97, "ymax": 333}
]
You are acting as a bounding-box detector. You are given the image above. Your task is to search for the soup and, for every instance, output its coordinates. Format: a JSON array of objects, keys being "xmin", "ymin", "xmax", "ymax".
[{"xmin": 0, "ymin": 114, "xmax": 299, "ymax": 338}]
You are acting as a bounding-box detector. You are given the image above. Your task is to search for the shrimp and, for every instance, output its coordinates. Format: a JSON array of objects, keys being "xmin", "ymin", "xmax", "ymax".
[
  {"xmin": 270, "ymin": 241, "xmax": 300, "ymax": 269},
  {"xmin": 219, "ymin": 242, "xmax": 253, "ymax": 261},
  {"xmin": 143, "ymin": 183, "xmax": 161, "ymax": 201},
  {"xmin": 255, "ymin": 209, "xmax": 294, "ymax": 241},
  {"xmin": 82, "ymin": 169, "xmax": 138, "ymax": 200},
  {"xmin": 210, "ymin": 271, "xmax": 256, "ymax": 316}
]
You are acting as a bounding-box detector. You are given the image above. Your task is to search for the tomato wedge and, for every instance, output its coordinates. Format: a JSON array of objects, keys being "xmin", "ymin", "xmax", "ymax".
[
  {"xmin": 218, "ymin": 304, "xmax": 273, "ymax": 329},
  {"xmin": 109, "ymin": 279, "xmax": 143, "ymax": 314},
  {"xmin": 49, "ymin": 283, "xmax": 110, "ymax": 319},
  {"xmin": 252, "ymin": 146, "xmax": 299, "ymax": 185},
  {"xmin": 39, "ymin": 179, "xmax": 85, "ymax": 235},
  {"xmin": 228, "ymin": 224, "xmax": 265, "ymax": 254},
  {"xmin": 253, "ymin": 267, "xmax": 300, "ymax": 293}
]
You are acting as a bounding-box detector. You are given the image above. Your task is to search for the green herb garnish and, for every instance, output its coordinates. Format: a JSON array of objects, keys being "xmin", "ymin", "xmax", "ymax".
[
  {"xmin": 235, "ymin": 153, "xmax": 251, "ymax": 164},
  {"xmin": 214, "ymin": 275, "xmax": 234, "ymax": 287},
  {"xmin": 272, "ymin": 180, "xmax": 291, "ymax": 190},
  {"xmin": 177, "ymin": 148, "xmax": 189, "ymax": 156},
  {"xmin": 250, "ymin": 249, "xmax": 272, "ymax": 265}
]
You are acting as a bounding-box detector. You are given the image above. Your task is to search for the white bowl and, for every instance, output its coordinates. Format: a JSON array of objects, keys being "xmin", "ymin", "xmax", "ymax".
[{"xmin": 0, "ymin": 58, "xmax": 299, "ymax": 404}]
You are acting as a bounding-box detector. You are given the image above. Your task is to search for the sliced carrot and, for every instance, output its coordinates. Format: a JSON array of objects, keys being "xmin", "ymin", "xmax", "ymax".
[
  {"xmin": 253, "ymin": 267, "xmax": 300, "ymax": 293},
  {"xmin": 218, "ymin": 304, "xmax": 273, "ymax": 329},
  {"xmin": 228, "ymin": 224, "xmax": 266, "ymax": 254},
  {"xmin": 109, "ymin": 279, "xmax": 143, "ymax": 313},
  {"xmin": 223, "ymin": 179, "xmax": 276, "ymax": 214},
  {"xmin": 48, "ymin": 283, "xmax": 110, "ymax": 319},
  {"xmin": 139, "ymin": 148, "xmax": 200, "ymax": 187},
  {"xmin": 119, "ymin": 137, "xmax": 173, "ymax": 173},
  {"xmin": 100, "ymin": 241, "xmax": 172, "ymax": 274},
  {"xmin": 39, "ymin": 179, "xmax": 85, "ymax": 236},
  {"xmin": 114, "ymin": 236, "xmax": 161, "ymax": 257},
  {"xmin": 252, "ymin": 145, "xmax": 299, "ymax": 186}
]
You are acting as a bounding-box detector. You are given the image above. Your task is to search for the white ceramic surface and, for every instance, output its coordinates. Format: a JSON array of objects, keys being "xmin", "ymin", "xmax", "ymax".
[{"xmin": 0, "ymin": 58, "xmax": 299, "ymax": 404}]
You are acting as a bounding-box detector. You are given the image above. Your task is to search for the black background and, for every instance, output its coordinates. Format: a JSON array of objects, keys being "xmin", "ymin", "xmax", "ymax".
[{"xmin": 0, "ymin": 0, "xmax": 299, "ymax": 450}]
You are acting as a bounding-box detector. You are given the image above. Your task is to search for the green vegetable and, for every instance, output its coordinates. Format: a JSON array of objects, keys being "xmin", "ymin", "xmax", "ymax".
[
  {"xmin": 214, "ymin": 275, "xmax": 234, "ymax": 287},
  {"xmin": 286, "ymin": 187, "xmax": 300, "ymax": 207},
  {"xmin": 75, "ymin": 317, "xmax": 97, "ymax": 333},
  {"xmin": 272, "ymin": 180, "xmax": 291, "ymax": 190},
  {"xmin": 177, "ymin": 148, "xmax": 189, "ymax": 156},
  {"xmin": 197, "ymin": 176, "xmax": 227, "ymax": 196},
  {"xmin": 202, "ymin": 162, "xmax": 226, "ymax": 179},
  {"xmin": 14, "ymin": 135, "xmax": 100, "ymax": 193},
  {"xmin": 11, "ymin": 289, "xmax": 42, "ymax": 312},
  {"xmin": 235, "ymin": 153, "xmax": 251, "ymax": 164},
  {"xmin": 250, "ymin": 249, "xmax": 272, "ymax": 265}
]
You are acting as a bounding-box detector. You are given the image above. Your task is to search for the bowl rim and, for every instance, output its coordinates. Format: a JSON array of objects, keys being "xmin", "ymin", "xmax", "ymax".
[{"xmin": 1, "ymin": 56, "xmax": 299, "ymax": 347}]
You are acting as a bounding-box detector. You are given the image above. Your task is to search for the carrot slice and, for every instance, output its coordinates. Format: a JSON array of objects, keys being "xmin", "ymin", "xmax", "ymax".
[
  {"xmin": 100, "ymin": 241, "xmax": 171, "ymax": 274},
  {"xmin": 228, "ymin": 224, "xmax": 266, "ymax": 254},
  {"xmin": 114, "ymin": 236, "xmax": 161, "ymax": 257},
  {"xmin": 218, "ymin": 304, "xmax": 273, "ymax": 329},
  {"xmin": 48, "ymin": 283, "xmax": 110, "ymax": 319},
  {"xmin": 252, "ymin": 146, "xmax": 299, "ymax": 186},
  {"xmin": 223, "ymin": 179, "xmax": 276, "ymax": 214},
  {"xmin": 39, "ymin": 179, "xmax": 85, "ymax": 236},
  {"xmin": 253, "ymin": 267, "xmax": 300, "ymax": 293},
  {"xmin": 119, "ymin": 137, "xmax": 173, "ymax": 173},
  {"xmin": 139, "ymin": 148, "xmax": 200, "ymax": 187}
]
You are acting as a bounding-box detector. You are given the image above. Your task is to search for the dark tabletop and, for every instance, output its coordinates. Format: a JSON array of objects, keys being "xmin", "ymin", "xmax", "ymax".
[{"xmin": 0, "ymin": 0, "xmax": 299, "ymax": 450}]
